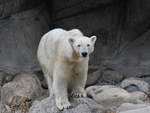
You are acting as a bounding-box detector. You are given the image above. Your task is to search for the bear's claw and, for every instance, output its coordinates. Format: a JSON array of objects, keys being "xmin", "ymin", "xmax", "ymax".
[
  {"xmin": 71, "ymin": 89, "xmax": 87, "ymax": 98},
  {"xmin": 56, "ymin": 98, "xmax": 71, "ymax": 110}
]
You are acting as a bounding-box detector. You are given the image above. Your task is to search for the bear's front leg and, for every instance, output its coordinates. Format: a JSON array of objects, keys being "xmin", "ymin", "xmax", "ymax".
[
  {"xmin": 53, "ymin": 63, "xmax": 71, "ymax": 110},
  {"xmin": 71, "ymin": 68, "xmax": 87, "ymax": 98}
]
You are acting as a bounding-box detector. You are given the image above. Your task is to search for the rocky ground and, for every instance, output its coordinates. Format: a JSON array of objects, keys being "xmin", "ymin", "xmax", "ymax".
[{"xmin": 0, "ymin": 67, "xmax": 150, "ymax": 113}]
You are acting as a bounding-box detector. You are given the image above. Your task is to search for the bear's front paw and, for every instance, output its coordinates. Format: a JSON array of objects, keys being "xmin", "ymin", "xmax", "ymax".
[
  {"xmin": 71, "ymin": 88, "xmax": 87, "ymax": 98},
  {"xmin": 56, "ymin": 98, "xmax": 71, "ymax": 110}
]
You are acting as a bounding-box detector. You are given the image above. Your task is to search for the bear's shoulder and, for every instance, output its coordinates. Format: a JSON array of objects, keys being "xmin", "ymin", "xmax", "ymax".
[
  {"xmin": 68, "ymin": 29, "xmax": 83, "ymax": 37},
  {"xmin": 50, "ymin": 28, "xmax": 67, "ymax": 34}
]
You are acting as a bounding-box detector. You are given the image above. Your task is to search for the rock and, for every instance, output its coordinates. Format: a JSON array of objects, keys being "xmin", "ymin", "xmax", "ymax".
[
  {"xmin": 34, "ymin": 70, "xmax": 48, "ymax": 89},
  {"xmin": 86, "ymin": 85, "xmax": 131, "ymax": 108},
  {"xmin": 120, "ymin": 77, "xmax": 149, "ymax": 93},
  {"xmin": 117, "ymin": 103, "xmax": 150, "ymax": 113},
  {"xmin": 86, "ymin": 66, "xmax": 101, "ymax": 86},
  {"xmin": 140, "ymin": 75, "xmax": 150, "ymax": 85},
  {"xmin": 0, "ymin": 71, "xmax": 14, "ymax": 86},
  {"xmin": 0, "ymin": 85, "xmax": 1, "ymax": 101},
  {"xmin": 103, "ymin": 108, "xmax": 117, "ymax": 113},
  {"xmin": 118, "ymin": 106, "xmax": 150, "ymax": 113},
  {"xmin": 0, "ymin": 72, "xmax": 8, "ymax": 86},
  {"xmin": 0, "ymin": 0, "xmax": 42, "ymax": 18},
  {"xmin": 0, "ymin": 103, "xmax": 27, "ymax": 113},
  {"xmin": 0, "ymin": 4, "xmax": 50, "ymax": 74},
  {"xmin": 29, "ymin": 97, "xmax": 103, "ymax": 113},
  {"xmin": 123, "ymin": 84, "xmax": 140, "ymax": 92},
  {"xmin": 1, "ymin": 73, "xmax": 43, "ymax": 105},
  {"xmin": 129, "ymin": 91, "xmax": 148, "ymax": 103},
  {"xmin": 0, "ymin": 103, "xmax": 11, "ymax": 113},
  {"xmin": 100, "ymin": 68, "xmax": 124, "ymax": 84},
  {"xmin": 50, "ymin": 0, "xmax": 113, "ymax": 20}
]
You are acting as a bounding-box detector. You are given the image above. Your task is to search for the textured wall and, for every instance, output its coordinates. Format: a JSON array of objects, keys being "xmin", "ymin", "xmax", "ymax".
[
  {"xmin": 0, "ymin": 0, "xmax": 51, "ymax": 74},
  {"xmin": 49, "ymin": 0, "xmax": 150, "ymax": 77},
  {"xmin": 0, "ymin": 0, "xmax": 150, "ymax": 77}
]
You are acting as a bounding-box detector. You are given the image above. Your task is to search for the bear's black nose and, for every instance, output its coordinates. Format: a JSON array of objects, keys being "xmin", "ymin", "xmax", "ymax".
[{"xmin": 82, "ymin": 52, "xmax": 87, "ymax": 57}]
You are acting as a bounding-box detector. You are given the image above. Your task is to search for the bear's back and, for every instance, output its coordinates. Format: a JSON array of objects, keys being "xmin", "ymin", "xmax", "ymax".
[{"xmin": 38, "ymin": 28, "xmax": 84, "ymax": 60}]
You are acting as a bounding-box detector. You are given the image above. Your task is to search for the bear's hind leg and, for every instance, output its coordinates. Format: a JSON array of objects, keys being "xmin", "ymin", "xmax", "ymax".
[{"xmin": 41, "ymin": 64, "xmax": 54, "ymax": 96}]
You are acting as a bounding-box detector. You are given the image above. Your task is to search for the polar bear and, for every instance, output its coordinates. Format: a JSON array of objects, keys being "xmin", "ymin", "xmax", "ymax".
[{"xmin": 37, "ymin": 28, "xmax": 97, "ymax": 110}]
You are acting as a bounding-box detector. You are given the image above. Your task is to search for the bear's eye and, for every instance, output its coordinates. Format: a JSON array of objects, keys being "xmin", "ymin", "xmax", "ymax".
[
  {"xmin": 87, "ymin": 44, "xmax": 90, "ymax": 47},
  {"xmin": 77, "ymin": 44, "xmax": 81, "ymax": 47}
]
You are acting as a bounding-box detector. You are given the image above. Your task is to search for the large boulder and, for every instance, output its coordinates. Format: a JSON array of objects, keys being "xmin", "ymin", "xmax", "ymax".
[
  {"xmin": 1, "ymin": 73, "xmax": 43, "ymax": 105},
  {"xmin": 116, "ymin": 103, "xmax": 150, "ymax": 113},
  {"xmin": 86, "ymin": 85, "xmax": 131, "ymax": 108},
  {"xmin": 129, "ymin": 91, "xmax": 148, "ymax": 103},
  {"xmin": 118, "ymin": 106, "xmax": 150, "ymax": 113},
  {"xmin": 120, "ymin": 77, "xmax": 149, "ymax": 93},
  {"xmin": 29, "ymin": 97, "xmax": 103, "ymax": 113}
]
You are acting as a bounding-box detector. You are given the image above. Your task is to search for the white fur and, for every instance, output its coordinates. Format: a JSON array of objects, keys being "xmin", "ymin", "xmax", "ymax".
[{"xmin": 37, "ymin": 28, "xmax": 96, "ymax": 110}]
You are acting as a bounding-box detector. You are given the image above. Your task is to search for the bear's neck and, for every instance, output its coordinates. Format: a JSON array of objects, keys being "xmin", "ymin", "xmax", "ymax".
[
  {"xmin": 58, "ymin": 49, "xmax": 88, "ymax": 64},
  {"xmin": 72, "ymin": 50, "xmax": 79, "ymax": 61}
]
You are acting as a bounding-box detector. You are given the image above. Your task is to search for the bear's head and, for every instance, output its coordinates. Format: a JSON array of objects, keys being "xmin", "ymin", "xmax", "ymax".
[{"xmin": 68, "ymin": 36, "xmax": 97, "ymax": 58}]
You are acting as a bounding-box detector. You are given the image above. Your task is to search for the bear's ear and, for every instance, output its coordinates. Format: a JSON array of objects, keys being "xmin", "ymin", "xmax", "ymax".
[
  {"xmin": 90, "ymin": 36, "xmax": 97, "ymax": 44},
  {"xmin": 68, "ymin": 38, "xmax": 75, "ymax": 45}
]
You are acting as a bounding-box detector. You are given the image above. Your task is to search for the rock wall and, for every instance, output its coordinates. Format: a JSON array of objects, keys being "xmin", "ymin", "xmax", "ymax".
[
  {"xmin": 1, "ymin": 0, "xmax": 150, "ymax": 77},
  {"xmin": 0, "ymin": 0, "xmax": 51, "ymax": 74},
  {"xmin": 49, "ymin": 0, "xmax": 150, "ymax": 77}
]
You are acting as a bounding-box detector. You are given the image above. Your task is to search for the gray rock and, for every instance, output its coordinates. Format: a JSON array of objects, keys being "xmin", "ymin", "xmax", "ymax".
[
  {"xmin": 124, "ymin": 84, "xmax": 140, "ymax": 92},
  {"xmin": 29, "ymin": 97, "xmax": 103, "ymax": 113},
  {"xmin": 1, "ymin": 73, "xmax": 43, "ymax": 105},
  {"xmin": 51, "ymin": 0, "xmax": 113, "ymax": 20},
  {"xmin": 0, "ymin": 103, "xmax": 11, "ymax": 113},
  {"xmin": 129, "ymin": 91, "xmax": 148, "ymax": 103},
  {"xmin": 86, "ymin": 66, "xmax": 101, "ymax": 86},
  {"xmin": 0, "ymin": 71, "xmax": 13, "ymax": 86},
  {"xmin": 86, "ymin": 85, "xmax": 131, "ymax": 108},
  {"xmin": 119, "ymin": 106, "xmax": 150, "ymax": 113},
  {"xmin": 140, "ymin": 75, "xmax": 150, "ymax": 85},
  {"xmin": 0, "ymin": 4, "xmax": 50, "ymax": 74},
  {"xmin": 100, "ymin": 69, "xmax": 124, "ymax": 84},
  {"xmin": 0, "ymin": 0, "xmax": 42, "ymax": 18},
  {"xmin": 120, "ymin": 77, "xmax": 149, "ymax": 93},
  {"xmin": 34, "ymin": 70, "xmax": 48, "ymax": 89},
  {"xmin": 0, "ymin": 86, "xmax": 2, "ymax": 102},
  {"xmin": 117, "ymin": 103, "xmax": 150, "ymax": 113},
  {"xmin": 0, "ymin": 103, "xmax": 29, "ymax": 113}
]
